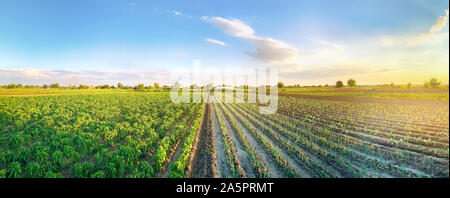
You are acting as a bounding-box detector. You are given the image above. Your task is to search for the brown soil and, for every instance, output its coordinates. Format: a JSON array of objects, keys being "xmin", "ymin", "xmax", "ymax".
[{"xmin": 186, "ymin": 102, "xmax": 217, "ymax": 178}]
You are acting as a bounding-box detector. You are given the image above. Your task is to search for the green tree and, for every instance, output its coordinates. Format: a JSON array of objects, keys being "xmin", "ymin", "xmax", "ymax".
[
  {"xmin": 277, "ymin": 82, "xmax": 285, "ymax": 88},
  {"xmin": 6, "ymin": 84, "xmax": 16, "ymax": 89},
  {"xmin": 154, "ymin": 83, "xmax": 160, "ymax": 89},
  {"xmin": 424, "ymin": 78, "xmax": 441, "ymax": 88},
  {"xmin": 79, "ymin": 84, "xmax": 89, "ymax": 89},
  {"xmin": 117, "ymin": 83, "xmax": 124, "ymax": 89},
  {"xmin": 134, "ymin": 84, "xmax": 145, "ymax": 91},
  {"xmin": 336, "ymin": 81, "xmax": 344, "ymax": 88},
  {"xmin": 347, "ymin": 79, "xmax": 356, "ymax": 87},
  {"xmin": 50, "ymin": 83, "xmax": 59, "ymax": 88}
]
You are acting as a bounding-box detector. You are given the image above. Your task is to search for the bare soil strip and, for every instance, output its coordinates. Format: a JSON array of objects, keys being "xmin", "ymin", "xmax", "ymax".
[
  {"xmin": 211, "ymin": 104, "xmax": 233, "ymax": 178},
  {"xmin": 161, "ymin": 139, "xmax": 185, "ymax": 178},
  {"xmin": 186, "ymin": 103, "xmax": 217, "ymax": 178}
]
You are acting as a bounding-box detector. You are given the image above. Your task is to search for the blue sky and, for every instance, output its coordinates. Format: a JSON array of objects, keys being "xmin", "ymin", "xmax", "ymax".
[{"xmin": 0, "ymin": 0, "xmax": 449, "ymax": 85}]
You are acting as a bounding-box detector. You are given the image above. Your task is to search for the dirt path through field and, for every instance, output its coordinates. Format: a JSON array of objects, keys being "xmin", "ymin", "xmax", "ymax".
[
  {"xmin": 187, "ymin": 103, "xmax": 216, "ymax": 178},
  {"xmin": 211, "ymin": 104, "xmax": 233, "ymax": 178}
]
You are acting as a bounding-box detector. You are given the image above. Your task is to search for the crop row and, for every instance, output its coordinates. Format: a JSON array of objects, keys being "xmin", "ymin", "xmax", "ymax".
[
  {"xmin": 215, "ymin": 97, "xmax": 270, "ymax": 178},
  {"xmin": 218, "ymin": 99, "xmax": 298, "ymax": 177},
  {"xmin": 237, "ymin": 100, "xmax": 447, "ymax": 177},
  {"xmin": 0, "ymin": 93, "xmax": 197, "ymax": 178},
  {"xmin": 212, "ymin": 97, "xmax": 245, "ymax": 178},
  {"xmin": 168, "ymin": 103, "xmax": 205, "ymax": 178}
]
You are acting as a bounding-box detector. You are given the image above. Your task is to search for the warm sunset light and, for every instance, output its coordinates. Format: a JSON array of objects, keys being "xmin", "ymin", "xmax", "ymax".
[
  {"xmin": 0, "ymin": 1, "xmax": 448, "ymax": 194},
  {"xmin": 1, "ymin": 0, "xmax": 448, "ymax": 86}
]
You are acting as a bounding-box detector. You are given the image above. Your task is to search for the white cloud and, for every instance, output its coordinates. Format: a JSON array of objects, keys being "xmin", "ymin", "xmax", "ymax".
[
  {"xmin": 408, "ymin": 32, "xmax": 449, "ymax": 45},
  {"xmin": 429, "ymin": 14, "xmax": 448, "ymax": 33},
  {"xmin": 204, "ymin": 17, "xmax": 255, "ymax": 38},
  {"xmin": 0, "ymin": 68, "xmax": 50, "ymax": 79},
  {"xmin": 377, "ymin": 9, "xmax": 449, "ymax": 46},
  {"xmin": 310, "ymin": 39, "xmax": 344, "ymax": 51},
  {"xmin": 205, "ymin": 38, "xmax": 227, "ymax": 46},
  {"xmin": 409, "ymin": 9, "xmax": 450, "ymax": 44},
  {"xmin": 173, "ymin": 11, "xmax": 182, "ymax": 16},
  {"xmin": 280, "ymin": 64, "xmax": 396, "ymax": 80},
  {"xmin": 202, "ymin": 16, "xmax": 299, "ymax": 63},
  {"xmin": 150, "ymin": 7, "xmax": 192, "ymax": 18},
  {"xmin": 0, "ymin": 68, "xmax": 172, "ymax": 86},
  {"xmin": 172, "ymin": 10, "xmax": 192, "ymax": 18},
  {"xmin": 245, "ymin": 37, "xmax": 299, "ymax": 63}
]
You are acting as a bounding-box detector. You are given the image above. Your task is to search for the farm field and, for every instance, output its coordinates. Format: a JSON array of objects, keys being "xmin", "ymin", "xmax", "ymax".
[
  {"xmin": 0, "ymin": 89, "xmax": 448, "ymax": 178},
  {"xmin": 279, "ymin": 87, "xmax": 450, "ymax": 101},
  {"xmin": 0, "ymin": 92, "xmax": 203, "ymax": 178},
  {"xmin": 0, "ymin": 88, "xmax": 133, "ymax": 97}
]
